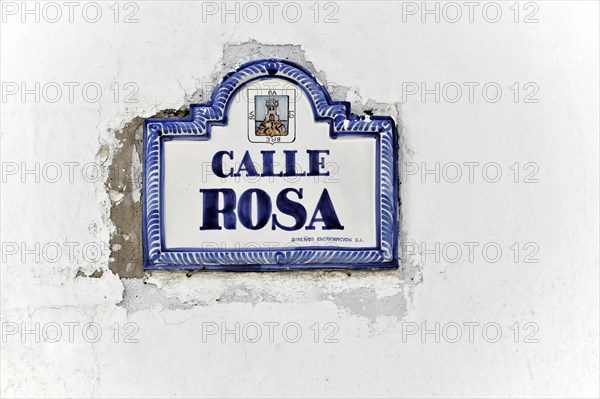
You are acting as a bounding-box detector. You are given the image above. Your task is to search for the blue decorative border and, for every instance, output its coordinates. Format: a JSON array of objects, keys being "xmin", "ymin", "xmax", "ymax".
[{"xmin": 142, "ymin": 59, "xmax": 398, "ymax": 271}]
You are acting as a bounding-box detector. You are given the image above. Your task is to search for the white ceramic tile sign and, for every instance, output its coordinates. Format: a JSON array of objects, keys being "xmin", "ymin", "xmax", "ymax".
[{"xmin": 143, "ymin": 60, "xmax": 398, "ymax": 270}]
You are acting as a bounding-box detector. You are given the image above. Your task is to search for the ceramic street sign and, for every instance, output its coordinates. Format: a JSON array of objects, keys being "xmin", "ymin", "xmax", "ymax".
[{"xmin": 142, "ymin": 59, "xmax": 398, "ymax": 270}]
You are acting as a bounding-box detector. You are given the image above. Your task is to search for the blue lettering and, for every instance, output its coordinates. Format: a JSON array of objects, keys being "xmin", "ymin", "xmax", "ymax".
[
  {"xmin": 199, "ymin": 187, "xmax": 342, "ymax": 231},
  {"xmin": 305, "ymin": 189, "xmax": 345, "ymax": 230},
  {"xmin": 211, "ymin": 151, "xmax": 234, "ymax": 178}
]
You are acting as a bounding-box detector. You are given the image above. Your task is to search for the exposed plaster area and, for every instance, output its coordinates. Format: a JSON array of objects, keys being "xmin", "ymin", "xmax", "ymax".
[
  {"xmin": 102, "ymin": 41, "xmax": 417, "ymax": 319},
  {"xmin": 119, "ymin": 269, "xmax": 411, "ymax": 323}
]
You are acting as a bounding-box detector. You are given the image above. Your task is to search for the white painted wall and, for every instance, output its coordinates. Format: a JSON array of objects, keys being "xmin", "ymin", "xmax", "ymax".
[{"xmin": 1, "ymin": 1, "xmax": 598, "ymax": 397}]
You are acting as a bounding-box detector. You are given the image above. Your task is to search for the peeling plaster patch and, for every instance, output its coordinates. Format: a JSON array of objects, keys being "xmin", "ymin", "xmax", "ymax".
[
  {"xmin": 105, "ymin": 117, "xmax": 144, "ymax": 278},
  {"xmin": 75, "ymin": 269, "xmax": 104, "ymax": 279},
  {"xmin": 218, "ymin": 284, "xmax": 278, "ymax": 304},
  {"xmin": 109, "ymin": 190, "xmax": 124, "ymax": 204},
  {"xmin": 130, "ymin": 145, "xmax": 142, "ymax": 203},
  {"xmin": 219, "ymin": 40, "xmax": 328, "ymax": 88},
  {"xmin": 122, "ymin": 269, "xmax": 412, "ymax": 321},
  {"xmin": 97, "ymin": 145, "xmax": 110, "ymax": 163},
  {"xmin": 402, "ymin": 259, "xmax": 423, "ymax": 285},
  {"xmin": 118, "ymin": 279, "xmax": 204, "ymax": 313},
  {"xmin": 327, "ymin": 288, "xmax": 407, "ymax": 322}
]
